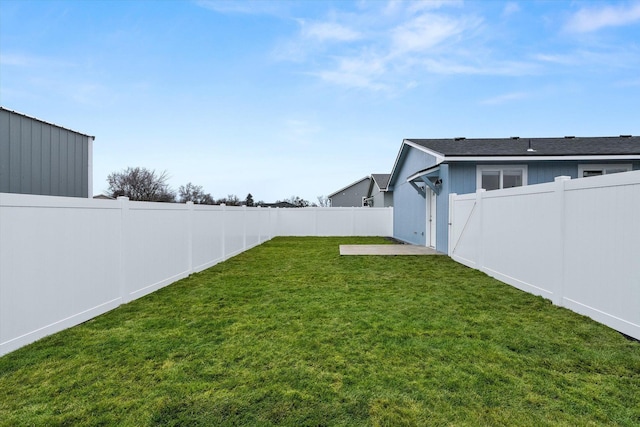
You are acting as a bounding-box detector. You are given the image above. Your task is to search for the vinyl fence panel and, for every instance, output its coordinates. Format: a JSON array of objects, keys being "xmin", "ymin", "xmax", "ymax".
[
  {"xmin": 191, "ymin": 205, "xmax": 225, "ymax": 272},
  {"xmin": 562, "ymin": 174, "xmax": 640, "ymax": 337},
  {"xmin": 449, "ymin": 172, "xmax": 640, "ymax": 340},
  {"xmin": 0, "ymin": 194, "xmax": 122, "ymax": 354},
  {"xmin": 0, "ymin": 198, "xmax": 392, "ymax": 356},
  {"xmin": 275, "ymin": 207, "xmax": 393, "ymax": 237},
  {"xmin": 123, "ymin": 201, "xmax": 192, "ymax": 302}
]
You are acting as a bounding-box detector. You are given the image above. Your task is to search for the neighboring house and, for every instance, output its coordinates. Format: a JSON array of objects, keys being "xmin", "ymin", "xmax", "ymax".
[
  {"xmin": 93, "ymin": 194, "xmax": 115, "ymax": 200},
  {"xmin": 0, "ymin": 107, "xmax": 94, "ymax": 198},
  {"xmin": 328, "ymin": 176, "xmax": 371, "ymax": 207},
  {"xmin": 259, "ymin": 201, "xmax": 297, "ymax": 208},
  {"xmin": 388, "ymin": 136, "xmax": 640, "ymax": 253},
  {"xmin": 364, "ymin": 173, "xmax": 393, "ymax": 207}
]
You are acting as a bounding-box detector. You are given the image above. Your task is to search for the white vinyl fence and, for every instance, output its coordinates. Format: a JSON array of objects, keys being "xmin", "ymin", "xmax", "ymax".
[
  {"xmin": 449, "ymin": 171, "xmax": 640, "ymax": 340},
  {"xmin": 0, "ymin": 193, "xmax": 392, "ymax": 356}
]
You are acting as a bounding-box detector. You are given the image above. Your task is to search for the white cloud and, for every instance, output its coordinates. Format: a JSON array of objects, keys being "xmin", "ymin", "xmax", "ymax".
[
  {"xmin": 565, "ymin": 2, "xmax": 640, "ymax": 33},
  {"xmin": 615, "ymin": 77, "xmax": 640, "ymax": 87},
  {"xmin": 390, "ymin": 14, "xmax": 468, "ymax": 54},
  {"xmin": 305, "ymin": 10, "xmax": 482, "ymax": 91},
  {"xmin": 300, "ymin": 21, "xmax": 361, "ymax": 42},
  {"xmin": 312, "ymin": 54, "xmax": 388, "ymax": 91},
  {"xmin": 273, "ymin": 1, "xmax": 537, "ymax": 92},
  {"xmin": 0, "ymin": 53, "xmax": 31, "ymax": 66},
  {"xmin": 532, "ymin": 53, "xmax": 578, "ymax": 66},
  {"xmin": 532, "ymin": 46, "xmax": 640, "ymax": 70},
  {"xmin": 502, "ymin": 2, "xmax": 520, "ymax": 17},
  {"xmin": 280, "ymin": 118, "xmax": 322, "ymax": 143},
  {"xmin": 0, "ymin": 53, "xmax": 74, "ymax": 68},
  {"xmin": 406, "ymin": 0, "xmax": 463, "ymax": 14},
  {"xmin": 480, "ymin": 91, "xmax": 529, "ymax": 105},
  {"xmin": 273, "ymin": 19, "xmax": 361, "ymax": 62},
  {"xmin": 196, "ymin": 0, "xmax": 288, "ymax": 16},
  {"xmin": 422, "ymin": 58, "xmax": 537, "ymax": 76}
]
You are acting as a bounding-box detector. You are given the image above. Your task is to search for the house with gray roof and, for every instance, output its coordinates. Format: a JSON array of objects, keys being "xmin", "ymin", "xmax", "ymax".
[
  {"xmin": 388, "ymin": 136, "xmax": 640, "ymax": 253},
  {"xmin": 364, "ymin": 173, "xmax": 393, "ymax": 207},
  {"xmin": 329, "ymin": 174, "xmax": 394, "ymax": 207},
  {"xmin": 328, "ymin": 176, "xmax": 371, "ymax": 207}
]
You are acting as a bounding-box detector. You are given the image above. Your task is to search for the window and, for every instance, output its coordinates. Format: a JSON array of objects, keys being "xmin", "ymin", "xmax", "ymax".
[
  {"xmin": 578, "ymin": 164, "xmax": 632, "ymax": 178},
  {"xmin": 477, "ymin": 165, "xmax": 527, "ymax": 191}
]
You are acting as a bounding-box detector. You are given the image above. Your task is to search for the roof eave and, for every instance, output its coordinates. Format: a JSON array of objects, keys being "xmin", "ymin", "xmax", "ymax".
[
  {"xmin": 389, "ymin": 139, "xmax": 445, "ymax": 188},
  {"xmin": 444, "ymin": 154, "xmax": 640, "ymax": 162},
  {"xmin": 403, "ymin": 139, "xmax": 446, "ymax": 162},
  {"xmin": 328, "ymin": 176, "xmax": 371, "ymax": 198},
  {"xmin": 0, "ymin": 106, "xmax": 96, "ymax": 139},
  {"xmin": 371, "ymin": 174, "xmax": 390, "ymax": 191}
]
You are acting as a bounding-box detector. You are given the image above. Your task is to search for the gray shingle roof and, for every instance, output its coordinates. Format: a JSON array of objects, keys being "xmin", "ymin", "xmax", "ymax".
[
  {"xmin": 371, "ymin": 174, "xmax": 391, "ymax": 190},
  {"xmin": 406, "ymin": 136, "xmax": 640, "ymax": 157}
]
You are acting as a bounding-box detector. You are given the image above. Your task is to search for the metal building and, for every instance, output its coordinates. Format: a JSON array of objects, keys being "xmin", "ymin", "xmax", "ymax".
[{"xmin": 0, "ymin": 107, "xmax": 94, "ymax": 198}]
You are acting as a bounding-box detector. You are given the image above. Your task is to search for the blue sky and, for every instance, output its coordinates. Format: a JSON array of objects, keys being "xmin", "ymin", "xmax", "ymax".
[{"xmin": 2, "ymin": 0, "xmax": 640, "ymax": 203}]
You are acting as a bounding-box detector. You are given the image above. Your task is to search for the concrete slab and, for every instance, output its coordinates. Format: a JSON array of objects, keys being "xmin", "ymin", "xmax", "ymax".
[{"xmin": 339, "ymin": 245, "xmax": 444, "ymax": 256}]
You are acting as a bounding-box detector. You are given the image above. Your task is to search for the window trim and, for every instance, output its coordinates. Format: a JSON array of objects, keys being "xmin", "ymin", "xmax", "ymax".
[
  {"xmin": 578, "ymin": 164, "xmax": 632, "ymax": 178},
  {"xmin": 476, "ymin": 165, "xmax": 528, "ymax": 191}
]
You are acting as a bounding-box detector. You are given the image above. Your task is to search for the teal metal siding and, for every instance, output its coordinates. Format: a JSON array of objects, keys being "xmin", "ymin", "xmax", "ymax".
[{"xmin": 0, "ymin": 108, "xmax": 91, "ymax": 197}]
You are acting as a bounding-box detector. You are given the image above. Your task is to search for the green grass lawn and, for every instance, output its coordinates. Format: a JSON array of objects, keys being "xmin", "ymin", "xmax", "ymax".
[{"xmin": 1, "ymin": 236, "xmax": 639, "ymax": 426}]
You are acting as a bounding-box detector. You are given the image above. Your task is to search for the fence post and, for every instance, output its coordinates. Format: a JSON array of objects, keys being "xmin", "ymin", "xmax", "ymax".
[
  {"xmin": 350, "ymin": 207, "xmax": 355, "ymax": 236},
  {"xmin": 553, "ymin": 176, "xmax": 571, "ymax": 306},
  {"xmin": 475, "ymin": 189, "xmax": 486, "ymax": 270},
  {"xmin": 272, "ymin": 207, "xmax": 277, "ymax": 239},
  {"xmin": 242, "ymin": 205, "xmax": 247, "ymax": 250},
  {"xmin": 448, "ymin": 193, "xmax": 457, "ymax": 257},
  {"xmin": 315, "ymin": 207, "xmax": 319, "ymax": 236},
  {"xmin": 186, "ymin": 201, "xmax": 194, "ymax": 274},
  {"xmin": 220, "ymin": 204, "xmax": 226, "ymax": 260},
  {"xmin": 117, "ymin": 196, "xmax": 130, "ymax": 303}
]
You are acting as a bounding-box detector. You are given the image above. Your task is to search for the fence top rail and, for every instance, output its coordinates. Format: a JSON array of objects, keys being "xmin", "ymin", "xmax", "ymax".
[
  {"xmin": 451, "ymin": 170, "xmax": 640, "ymax": 202},
  {"xmin": 0, "ymin": 192, "xmax": 121, "ymax": 210},
  {"xmin": 565, "ymin": 169, "xmax": 640, "ymax": 191}
]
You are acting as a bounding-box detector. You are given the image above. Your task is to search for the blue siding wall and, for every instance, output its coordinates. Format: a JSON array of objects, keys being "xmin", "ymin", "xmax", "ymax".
[
  {"xmin": 393, "ymin": 154, "xmax": 640, "ymax": 254},
  {"xmin": 391, "ymin": 148, "xmax": 439, "ymax": 245},
  {"xmin": 434, "ymin": 164, "xmax": 450, "ymax": 253},
  {"xmin": 528, "ymin": 162, "xmax": 578, "ymax": 184},
  {"xmin": 447, "ymin": 161, "xmax": 640, "ymax": 191},
  {"xmin": 448, "ymin": 163, "xmax": 477, "ymax": 194}
]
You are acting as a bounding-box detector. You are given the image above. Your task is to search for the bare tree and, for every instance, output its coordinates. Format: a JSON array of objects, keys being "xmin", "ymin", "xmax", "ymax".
[
  {"xmin": 178, "ymin": 182, "xmax": 214, "ymax": 204},
  {"xmin": 107, "ymin": 167, "xmax": 175, "ymax": 202},
  {"xmin": 278, "ymin": 196, "xmax": 310, "ymax": 207},
  {"xmin": 216, "ymin": 194, "xmax": 241, "ymax": 206},
  {"xmin": 317, "ymin": 195, "xmax": 330, "ymax": 207}
]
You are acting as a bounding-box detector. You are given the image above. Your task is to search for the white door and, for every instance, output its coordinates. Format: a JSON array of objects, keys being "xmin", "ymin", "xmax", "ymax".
[{"xmin": 426, "ymin": 189, "xmax": 437, "ymax": 248}]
